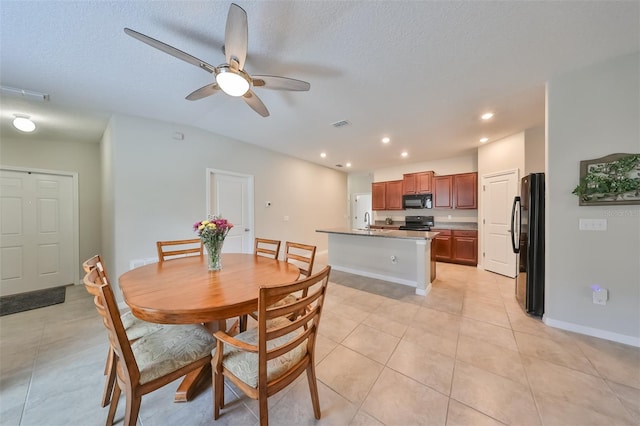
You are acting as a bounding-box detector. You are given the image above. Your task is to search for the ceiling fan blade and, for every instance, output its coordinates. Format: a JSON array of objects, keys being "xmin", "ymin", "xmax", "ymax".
[
  {"xmin": 225, "ymin": 3, "xmax": 248, "ymax": 70},
  {"xmin": 124, "ymin": 28, "xmax": 216, "ymax": 73},
  {"xmin": 242, "ymin": 90, "xmax": 269, "ymax": 117},
  {"xmin": 185, "ymin": 83, "xmax": 220, "ymax": 101},
  {"xmin": 252, "ymin": 75, "xmax": 311, "ymax": 91}
]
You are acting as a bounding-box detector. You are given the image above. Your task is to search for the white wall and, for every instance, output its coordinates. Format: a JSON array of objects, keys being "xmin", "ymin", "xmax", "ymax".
[
  {"xmin": 1, "ymin": 136, "xmax": 102, "ymax": 279},
  {"xmin": 104, "ymin": 114, "xmax": 347, "ymax": 294},
  {"xmin": 525, "ymin": 125, "xmax": 545, "ymax": 175},
  {"xmin": 546, "ymin": 52, "xmax": 640, "ymax": 345}
]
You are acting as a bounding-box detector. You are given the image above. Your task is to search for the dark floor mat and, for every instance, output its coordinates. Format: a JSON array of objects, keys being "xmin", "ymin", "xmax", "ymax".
[{"xmin": 0, "ymin": 286, "xmax": 66, "ymax": 316}]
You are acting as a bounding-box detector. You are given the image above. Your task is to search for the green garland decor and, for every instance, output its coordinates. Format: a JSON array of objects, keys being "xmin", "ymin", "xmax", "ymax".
[{"xmin": 572, "ymin": 153, "xmax": 640, "ymax": 205}]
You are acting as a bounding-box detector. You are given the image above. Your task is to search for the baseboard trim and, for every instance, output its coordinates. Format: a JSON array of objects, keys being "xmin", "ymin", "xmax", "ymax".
[
  {"xmin": 331, "ymin": 265, "xmax": 417, "ymax": 288},
  {"xmin": 543, "ymin": 316, "xmax": 640, "ymax": 347}
]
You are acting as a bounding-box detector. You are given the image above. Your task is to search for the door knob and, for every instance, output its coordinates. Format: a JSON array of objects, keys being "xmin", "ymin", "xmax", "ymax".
[{"xmin": 244, "ymin": 228, "xmax": 250, "ymax": 232}]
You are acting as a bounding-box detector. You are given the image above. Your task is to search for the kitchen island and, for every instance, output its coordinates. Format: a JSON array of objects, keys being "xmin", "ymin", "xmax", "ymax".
[{"xmin": 315, "ymin": 228, "xmax": 439, "ymax": 296}]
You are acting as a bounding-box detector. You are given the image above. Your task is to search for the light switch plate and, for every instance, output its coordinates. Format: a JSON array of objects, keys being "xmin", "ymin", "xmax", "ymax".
[{"xmin": 579, "ymin": 218, "xmax": 607, "ymax": 231}]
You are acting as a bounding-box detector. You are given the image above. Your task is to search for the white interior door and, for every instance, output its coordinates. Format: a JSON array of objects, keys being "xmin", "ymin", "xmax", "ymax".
[
  {"xmin": 208, "ymin": 170, "xmax": 253, "ymax": 253},
  {"xmin": 1, "ymin": 169, "xmax": 75, "ymax": 296},
  {"xmin": 352, "ymin": 193, "xmax": 372, "ymax": 229},
  {"xmin": 482, "ymin": 170, "xmax": 519, "ymax": 278}
]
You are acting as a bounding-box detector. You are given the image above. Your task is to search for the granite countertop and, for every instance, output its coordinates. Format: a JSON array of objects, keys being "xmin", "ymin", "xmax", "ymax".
[
  {"xmin": 432, "ymin": 222, "xmax": 478, "ymax": 230},
  {"xmin": 316, "ymin": 227, "xmax": 439, "ymax": 240}
]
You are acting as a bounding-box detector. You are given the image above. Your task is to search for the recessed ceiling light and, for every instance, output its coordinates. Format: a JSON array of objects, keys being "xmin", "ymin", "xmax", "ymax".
[
  {"xmin": 481, "ymin": 112, "xmax": 494, "ymax": 120},
  {"xmin": 320, "ymin": 152, "xmax": 327, "ymax": 158},
  {"xmin": 13, "ymin": 115, "xmax": 36, "ymax": 132},
  {"xmin": 479, "ymin": 137, "xmax": 489, "ymax": 143},
  {"xmin": 382, "ymin": 137, "xmax": 390, "ymax": 144},
  {"xmin": 346, "ymin": 162, "xmax": 352, "ymax": 167},
  {"xmin": 401, "ymin": 151, "xmax": 408, "ymax": 158}
]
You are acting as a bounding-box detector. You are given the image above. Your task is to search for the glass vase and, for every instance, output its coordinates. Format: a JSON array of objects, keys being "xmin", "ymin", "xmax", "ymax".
[{"xmin": 205, "ymin": 240, "xmax": 224, "ymax": 271}]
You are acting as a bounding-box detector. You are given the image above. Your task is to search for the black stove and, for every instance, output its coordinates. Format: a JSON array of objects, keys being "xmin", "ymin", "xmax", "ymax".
[{"xmin": 399, "ymin": 215, "xmax": 434, "ymax": 231}]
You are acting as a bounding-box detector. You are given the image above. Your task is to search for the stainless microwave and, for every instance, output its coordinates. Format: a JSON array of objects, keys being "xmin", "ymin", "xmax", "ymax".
[{"xmin": 402, "ymin": 193, "xmax": 432, "ymax": 209}]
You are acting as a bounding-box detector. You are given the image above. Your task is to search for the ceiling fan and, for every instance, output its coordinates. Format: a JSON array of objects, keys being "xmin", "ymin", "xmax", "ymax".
[{"xmin": 124, "ymin": 3, "xmax": 310, "ymax": 117}]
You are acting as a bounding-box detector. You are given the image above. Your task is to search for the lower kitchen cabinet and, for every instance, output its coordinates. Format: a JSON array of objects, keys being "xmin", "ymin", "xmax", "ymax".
[
  {"xmin": 432, "ymin": 228, "xmax": 477, "ymax": 265},
  {"xmin": 452, "ymin": 230, "xmax": 478, "ymax": 265}
]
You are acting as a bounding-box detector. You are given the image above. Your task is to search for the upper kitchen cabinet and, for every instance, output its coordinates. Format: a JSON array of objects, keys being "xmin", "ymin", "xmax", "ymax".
[
  {"xmin": 433, "ymin": 175, "xmax": 453, "ymax": 208},
  {"xmin": 453, "ymin": 172, "xmax": 477, "ymax": 209},
  {"xmin": 433, "ymin": 172, "xmax": 477, "ymax": 209},
  {"xmin": 403, "ymin": 171, "xmax": 434, "ymax": 194},
  {"xmin": 372, "ymin": 180, "xmax": 403, "ymax": 210}
]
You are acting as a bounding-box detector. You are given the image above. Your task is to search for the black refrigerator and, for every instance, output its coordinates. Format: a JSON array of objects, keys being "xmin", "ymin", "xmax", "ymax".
[{"xmin": 511, "ymin": 173, "xmax": 545, "ymax": 317}]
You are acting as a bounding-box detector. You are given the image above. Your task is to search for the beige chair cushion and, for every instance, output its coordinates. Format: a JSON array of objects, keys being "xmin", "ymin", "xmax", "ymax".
[
  {"xmin": 214, "ymin": 317, "xmax": 307, "ymax": 388},
  {"xmin": 132, "ymin": 324, "xmax": 216, "ymax": 384},
  {"xmin": 121, "ymin": 311, "xmax": 164, "ymax": 340}
]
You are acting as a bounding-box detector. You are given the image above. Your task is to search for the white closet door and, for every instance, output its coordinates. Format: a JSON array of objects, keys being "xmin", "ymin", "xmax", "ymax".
[{"xmin": 1, "ymin": 170, "xmax": 74, "ymax": 296}]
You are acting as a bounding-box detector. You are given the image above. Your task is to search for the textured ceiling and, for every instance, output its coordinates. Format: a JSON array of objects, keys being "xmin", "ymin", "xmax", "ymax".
[{"xmin": 1, "ymin": 1, "xmax": 638, "ymax": 172}]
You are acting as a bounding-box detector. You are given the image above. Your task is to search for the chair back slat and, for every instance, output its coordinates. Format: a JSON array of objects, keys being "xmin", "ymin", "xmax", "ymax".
[
  {"xmin": 257, "ymin": 266, "xmax": 330, "ymax": 386},
  {"xmin": 284, "ymin": 242, "xmax": 316, "ymax": 279},
  {"xmin": 255, "ymin": 238, "xmax": 281, "ymax": 260},
  {"xmin": 83, "ymin": 268, "xmax": 141, "ymax": 385},
  {"xmin": 156, "ymin": 239, "xmax": 203, "ymax": 263}
]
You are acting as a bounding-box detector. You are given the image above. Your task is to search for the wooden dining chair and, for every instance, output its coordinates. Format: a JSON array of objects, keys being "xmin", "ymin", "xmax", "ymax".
[
  {"xmin": 242, "ymin": 241, "xmax": 316, "ymax": 332},
  {"xmin": 82, "ymin": 255, "xmax": 163, "ymax": 407},
  {"xmin": 156, "ymin": 238, "xmax": 203, "ymax": 263},
  {"xmin": 83, "ymin": 267, "xmax": 217, "ymax": 426},
  {"xmin": 212, "ymin": 266, "xmax": 331, "ymax": 426},
  {"xmin": 254, "ymin": 238, "xmax": 281, "ymax": 259}
]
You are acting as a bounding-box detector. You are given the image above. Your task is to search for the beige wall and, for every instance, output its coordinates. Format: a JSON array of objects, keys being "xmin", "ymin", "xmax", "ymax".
[
  {"xmin": 1, "ymin": 137, "xmax": 102, "ymax": 280},
  {"xmin": 546, "ymin": 52, "xmax": 639, "ymax": 344},
  {"xmin": 104, "ymin": 114, "xmax": 347, "ymax": 293},
  {"xmin": 525, "ymin": 125, "xmax": 545, "ymax": 175},
  {"xmin": 476, "ymin": 132, "xmax": 525, "ymax": 269}
]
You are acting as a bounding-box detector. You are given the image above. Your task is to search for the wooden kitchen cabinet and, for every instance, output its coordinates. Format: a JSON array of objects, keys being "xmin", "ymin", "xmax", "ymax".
[
  {"xmin": 372, "ymin": 182, "xmax": 386, "ymax": 210},
  {"xmin": 433, "ymin": 172, "xmax": 477, "ymax": 209},
  {"xmin": 372, "ymin": 180, "xmax": 403, "ymax": 210},
  {"xmin": 453, "ymin": 172, "xmax": 477, "ymax": 209},
  {"xmin": 433, "ymin": 175, "xmax": 453, "ymax": 208},
  {"xmin": 432, "ymin": 228, "xmax": 477, "ymax": 265},
  {"xmin": 403, "ymin": 171, "xmax": 433, "ymax": 194},
  {"xmin": 431, "ymin": 228, "xmax": 453, "ymax": 262},
  {"xmin": 452, "ymin": 230, "xmax": 478, "ymax": 265}
]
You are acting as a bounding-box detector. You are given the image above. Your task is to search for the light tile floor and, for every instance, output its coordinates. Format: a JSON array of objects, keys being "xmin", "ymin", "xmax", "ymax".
[{"xmin": 1, "ymin": 258, "xmax": 639, "ymax": 425}]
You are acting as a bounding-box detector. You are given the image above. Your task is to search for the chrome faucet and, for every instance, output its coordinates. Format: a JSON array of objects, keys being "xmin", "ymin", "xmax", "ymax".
[{"xmin": 364, "ymin": 212, "xmax": 371, "ymax": 229}]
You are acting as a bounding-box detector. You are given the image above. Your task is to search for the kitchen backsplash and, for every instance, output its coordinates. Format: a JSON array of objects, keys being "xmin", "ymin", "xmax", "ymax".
[{"xmin": 375, "ymin": 208, "xmax": 477, "ymax": 223}]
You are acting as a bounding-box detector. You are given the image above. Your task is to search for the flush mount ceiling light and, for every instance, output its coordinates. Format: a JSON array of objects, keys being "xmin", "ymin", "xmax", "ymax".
[
  {"xmin": 215, "ymin": 66, "xmax": 250, "ymax": 97},
  {"xmin": 481, "ymin": 112, "xmax": 494, "ymax": 120},
  {"xmin": 480, "ymin": 137, "xmax": 489, "ymax": 143},
  {"xmin": 382, "ymin": 137, "xmax": 390, "ymax": 144},
  {"xmin": 13, "ymin": 115, "xmax": 36, "ymax": 132}
]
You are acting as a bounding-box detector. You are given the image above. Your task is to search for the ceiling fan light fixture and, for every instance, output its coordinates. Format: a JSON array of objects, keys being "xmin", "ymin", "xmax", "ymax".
[
  {"xmin": 215, "ymin": 66, "xmax": 250, "ymax": 97},
  {"xmin": 13, "ymin": 115, "xmax": 36, "ymax": 132}
]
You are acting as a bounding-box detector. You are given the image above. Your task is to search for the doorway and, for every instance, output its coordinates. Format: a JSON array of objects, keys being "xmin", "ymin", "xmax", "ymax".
[
  {"xmin": 482, "ymin": 169, "xmax": 519, "ymax": 277},
  {"xmin": 207, "ymin": 169, "xmax": 254, "ymax": 253},
  {"xmin": 1, "ymin": 168, "xmax": 78, "ymax": 296},
  {"xmin": 351, "ymin": 193, "xmax": 372, "ymax": 229}
]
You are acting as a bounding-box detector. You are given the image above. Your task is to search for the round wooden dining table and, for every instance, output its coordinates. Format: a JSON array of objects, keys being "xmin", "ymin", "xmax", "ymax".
[{"xmin": 118, "ymin": 253, "xmax": 300, "ymax": 401}]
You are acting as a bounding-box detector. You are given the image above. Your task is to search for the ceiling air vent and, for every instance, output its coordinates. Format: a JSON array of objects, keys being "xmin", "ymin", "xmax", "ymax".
[{"xmin": 331, "ymin": 120, "xmax": 351, "ymax": 128}]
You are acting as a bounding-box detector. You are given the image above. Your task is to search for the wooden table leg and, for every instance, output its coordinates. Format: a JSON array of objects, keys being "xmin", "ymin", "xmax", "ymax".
[{"xmin": 174, "ymin": 363, "xmax": 212, "ymax": 402}]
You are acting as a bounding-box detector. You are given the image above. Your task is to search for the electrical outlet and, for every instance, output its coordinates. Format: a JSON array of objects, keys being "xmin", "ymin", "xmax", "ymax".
[
  {"xmin": 283, "ymin": 215, "xmax": 289, "ymax": 222},
  {"xmin": 591, "ymin": 285, "xmax": 608, "ymax": 305}
]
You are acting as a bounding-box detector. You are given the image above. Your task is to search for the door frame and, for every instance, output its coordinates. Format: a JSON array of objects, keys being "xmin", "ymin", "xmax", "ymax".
[
  {"xmin": 0, "ymin": 165, "xmax": 80, "ymax": 285},
  {"xmin": 480, "ymin": 168, "xmax": 519, "ymax": 276},
  {"xmin": 206, "ymin": 168, "xmax": 254, "ymax": 253}
]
